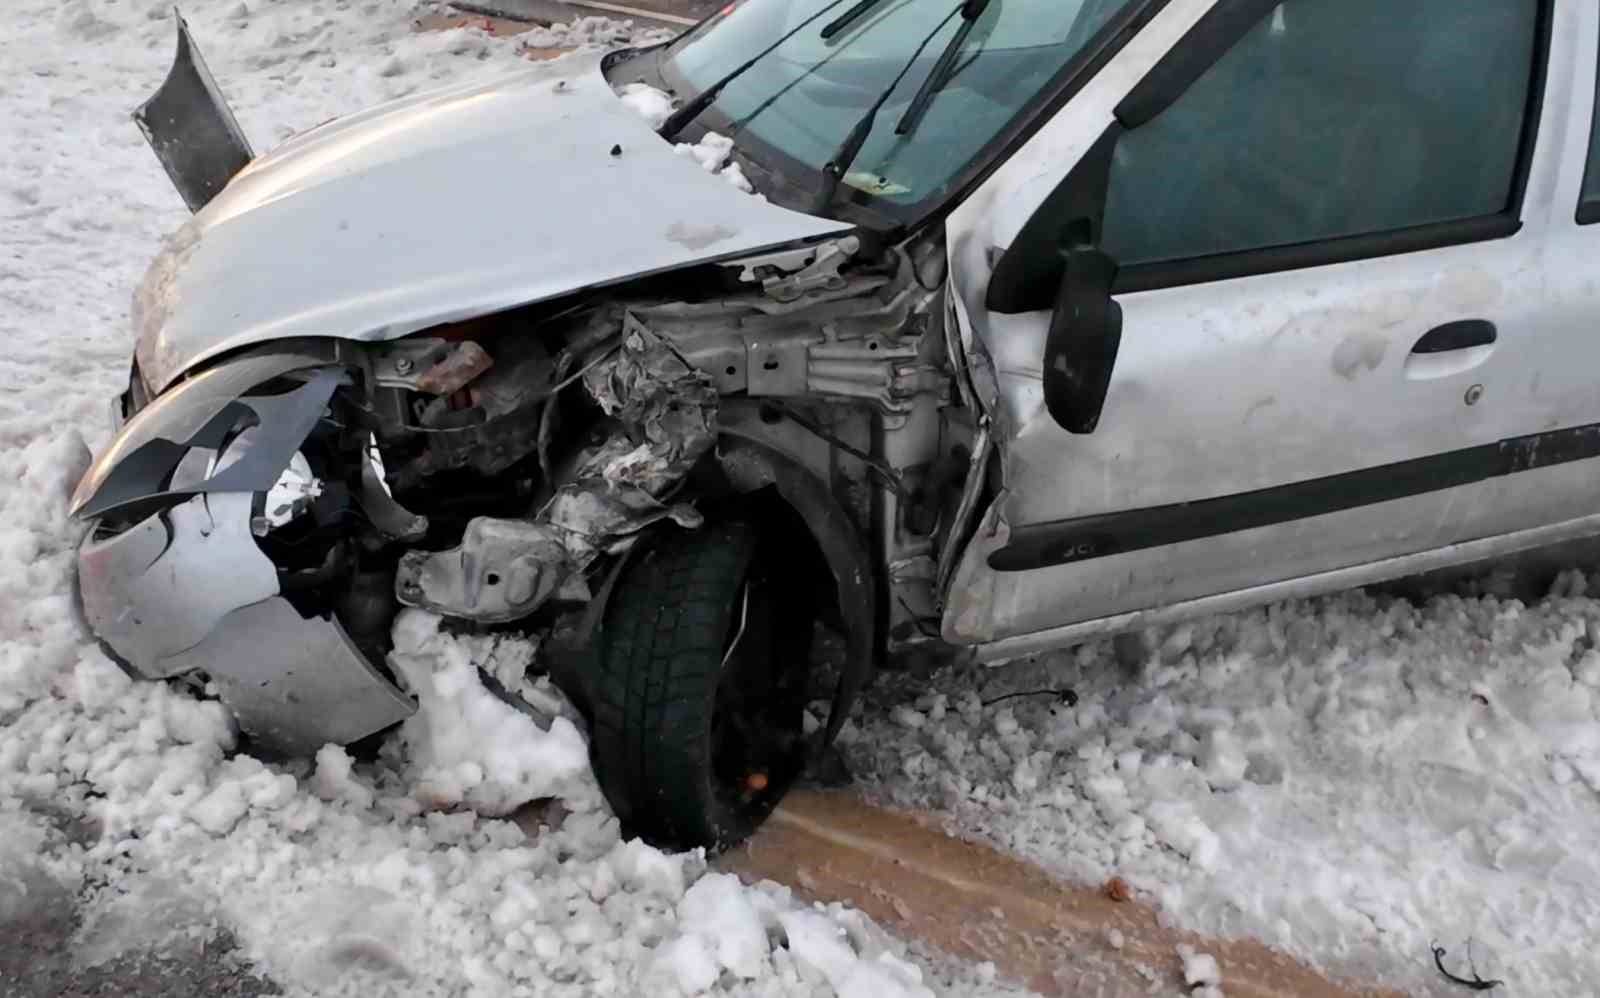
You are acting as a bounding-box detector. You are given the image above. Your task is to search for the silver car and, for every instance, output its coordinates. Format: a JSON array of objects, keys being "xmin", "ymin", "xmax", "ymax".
[{"xmin": 73, "ymin": 0, "xmax": 1600, "ymax": 847}]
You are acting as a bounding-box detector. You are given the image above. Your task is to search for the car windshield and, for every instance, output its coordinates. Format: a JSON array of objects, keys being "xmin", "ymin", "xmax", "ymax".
[{"xmin": 661, "ymin": 0, "xmax": 1140, "ymax": 219}]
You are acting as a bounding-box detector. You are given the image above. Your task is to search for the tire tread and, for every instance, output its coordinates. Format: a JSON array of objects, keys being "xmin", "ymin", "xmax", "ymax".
[{"xmin": 591, "ymin": 522, "xmax": 757, "ymax": 847}]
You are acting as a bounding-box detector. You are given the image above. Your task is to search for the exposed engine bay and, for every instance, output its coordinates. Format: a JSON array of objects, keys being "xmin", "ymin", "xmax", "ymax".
[{"xmin": 73, "ymin": 233, "xmax": 976, "ymax": 757}]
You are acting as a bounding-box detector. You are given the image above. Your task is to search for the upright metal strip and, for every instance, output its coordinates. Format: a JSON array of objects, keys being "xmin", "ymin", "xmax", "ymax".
[{"xmin": 134, "ymin": 13, "xmax": 254, "ymax": 212}]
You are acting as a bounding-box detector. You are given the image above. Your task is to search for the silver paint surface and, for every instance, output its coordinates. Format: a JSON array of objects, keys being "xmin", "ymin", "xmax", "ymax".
[
  {"xmin": 78, "ymin": 493, "xmax": 279, "ymax": 677},
  {"xmin": 133, "ymin": 53, "xmax": 851, "ymax": 393},
  {"xmin": 158, "ymin": 597, "xmax": 416, "ymax": 755}
]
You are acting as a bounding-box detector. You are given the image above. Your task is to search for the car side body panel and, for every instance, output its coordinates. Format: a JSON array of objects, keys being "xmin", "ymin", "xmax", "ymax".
[{"xmin": 941, "ymin": 0, "xmax": 1600, "ymax": 656}]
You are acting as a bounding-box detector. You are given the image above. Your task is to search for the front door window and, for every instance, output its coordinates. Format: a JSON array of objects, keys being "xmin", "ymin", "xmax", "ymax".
[{"xmin": 1100, "ymin": 0, "xmax": 1540, "ymax": 268}]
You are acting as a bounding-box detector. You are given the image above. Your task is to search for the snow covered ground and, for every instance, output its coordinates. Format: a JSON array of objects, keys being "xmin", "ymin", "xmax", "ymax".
[
  {"xmin": 7, "ymin": 2, "xmax": 1600, "ymax": 997},
  {"xmin": 846, "ymin": 578, "xmax": 1600, "ymax": 995},
  {"xmin": 0, "ymin": 4, "xmax": 1010, "ymax": 997}
]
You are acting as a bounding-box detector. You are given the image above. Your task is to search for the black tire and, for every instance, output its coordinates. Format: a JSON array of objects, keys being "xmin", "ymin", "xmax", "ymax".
[{"xmin": 591, "ymin": 519, "xmax": 814, "ymax": 850}]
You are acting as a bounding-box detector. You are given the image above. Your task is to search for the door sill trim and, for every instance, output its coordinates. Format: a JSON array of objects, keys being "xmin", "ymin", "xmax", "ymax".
[{"xmin": 972, "ymin": 511, "xmax": 1600, "ymax": 664}]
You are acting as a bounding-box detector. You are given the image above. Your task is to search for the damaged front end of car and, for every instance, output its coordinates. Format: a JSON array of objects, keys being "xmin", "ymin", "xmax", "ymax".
[
  {"xmin": 74, "ymin": 17, "xmax": 981, "ymax": 791},
  {"xmin": 74, "ymin": 230, "xmax": 972, "ymax": 759}
]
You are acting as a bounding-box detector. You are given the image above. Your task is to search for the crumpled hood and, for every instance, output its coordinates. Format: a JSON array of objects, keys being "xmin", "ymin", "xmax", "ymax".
[{"xmin": 134, "ymin": 53, "xmax": 851, "ymax": 393}]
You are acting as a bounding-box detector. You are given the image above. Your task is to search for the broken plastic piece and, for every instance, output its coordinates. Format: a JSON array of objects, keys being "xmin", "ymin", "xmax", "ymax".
[
  {"xmin": 135, "ymin": 13, "xmax": 254, "ymax": 212},
  {"xmin": 359, "ymin": 443, "xmax": 428, "ymax": 541}
]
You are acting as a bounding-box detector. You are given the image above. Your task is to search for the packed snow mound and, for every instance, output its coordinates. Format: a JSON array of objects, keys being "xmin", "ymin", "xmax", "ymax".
[
  {"xmin": 655, "ymin": 874, "xmax": 936, "ymax": 998},
  {"xmin": 388, "ymin": 609, "xmax": 597, "ymax": 817},
  {"xmin": 848, "ymin": 579, "xmax": 1600, "ymax": 995},
  {"xmin": 617, "ymin": 81, "xmax": 761, "ymax": 196},
  {"xmin": 676, "ymin": 131, "xmax": 759, "ymax": 194},
  {"xmin": 1, "ymin": 632, "xmax": 983, "ymax": 996},
  {"xmin": 619, "ymin": 80, "xmax": 677, "ymax": 129},
  {"xmin": 1178, "ymin": 944, "xmax": 1221, "ymax": 992},
  {"xmin": 0, "ymin": 431, "xmax": 92, "ymax": 711},
  {"xmin": 517, "ymin": 14, "xmax": 674, "ymax": 52}
]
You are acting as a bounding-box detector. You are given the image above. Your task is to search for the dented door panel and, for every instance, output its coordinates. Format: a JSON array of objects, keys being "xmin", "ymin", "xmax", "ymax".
[{"xmin": 940, "ymin": 0, "xmax": 1600, "ymax": 649}]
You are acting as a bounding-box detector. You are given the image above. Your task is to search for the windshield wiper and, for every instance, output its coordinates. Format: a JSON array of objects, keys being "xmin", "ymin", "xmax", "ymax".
[
  {"xmin": 896, "ymin": 0, "xmax": 995, "ymax": 138},
  {"xmin": 819, "ymin": 0, "xmax": 889, "ymax": 40},
  {"xmin": 659, "ymin": 0, "xmax": 850, "ymax": 143},
  {"xmin": 808, "ymin": 0, "xmax": 969, "ymax": 215}
]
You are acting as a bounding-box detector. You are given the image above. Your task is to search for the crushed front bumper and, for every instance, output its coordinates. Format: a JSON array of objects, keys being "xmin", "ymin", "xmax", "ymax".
[{"xmin": 71, "ymin": 348, "xmax": 414, "ymax": 755}]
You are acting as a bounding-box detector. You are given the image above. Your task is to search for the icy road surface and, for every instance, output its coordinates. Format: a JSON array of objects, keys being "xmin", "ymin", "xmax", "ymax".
[{"xmin": 3, "ymin": 1, "xmax": 1600, "ymax": 997}]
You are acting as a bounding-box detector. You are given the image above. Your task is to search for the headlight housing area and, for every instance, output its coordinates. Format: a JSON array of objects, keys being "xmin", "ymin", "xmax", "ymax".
[
  {"xmin": 70, "ymin": 348, "xmax": 343, "ymax": 520},
  {"xmin": 73, "ymin": 349, "xmax": 415, "ymax": 755}
]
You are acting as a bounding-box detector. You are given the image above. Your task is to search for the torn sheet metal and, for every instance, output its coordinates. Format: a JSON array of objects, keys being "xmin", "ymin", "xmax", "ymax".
[
  {"xmin": 582, "ymin": 315, "xmax": 718, "ymax": 463},
  {"xmin": 395, "ymin": 314, "xmax": 716, "ymax": 622},
  {"xmin": 551, "ymin": 313, "xmax": 717, "ymax": 560}
]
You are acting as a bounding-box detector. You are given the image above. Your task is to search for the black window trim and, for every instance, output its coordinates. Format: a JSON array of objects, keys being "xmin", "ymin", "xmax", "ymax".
[
  {"xmin": 1580, "ymin": 16, "xmax": 1600, "ymax": 226},
  {"xmin": 1104, "ymin": 0, "xmax": 1556, "ymax": 295}
]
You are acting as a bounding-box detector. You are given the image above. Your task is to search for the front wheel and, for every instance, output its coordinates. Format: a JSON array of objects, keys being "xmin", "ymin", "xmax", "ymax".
[{"xmin": 591, "ymin": 519, "xmax": 814, "ymax": 850}]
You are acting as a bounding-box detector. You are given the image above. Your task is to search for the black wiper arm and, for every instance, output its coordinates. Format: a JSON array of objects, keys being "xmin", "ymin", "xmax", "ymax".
[
  {"xmin": 820, "ymin": 0, "xmax": 889, "ymax": 40},
  {"xmin": 659, "ymin": 0, "xmax": 850, "ymax": 142},
  {"xmin": 809, "ymin": 2, "xmax": 965, "ymax": 215},
  {"xmin": 895, "ymin": 0, "xmax": 995, "ymax": 138}
]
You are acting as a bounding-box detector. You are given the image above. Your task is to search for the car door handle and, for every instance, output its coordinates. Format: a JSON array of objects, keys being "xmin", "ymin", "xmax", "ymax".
[{"xmin": 1411, "ymin": 319, "xmax": 1497, "ymax": 354}]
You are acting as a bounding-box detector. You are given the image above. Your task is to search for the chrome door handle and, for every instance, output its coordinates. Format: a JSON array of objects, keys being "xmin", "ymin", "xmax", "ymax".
[{"xmin": 1412, "ymin": 320, "xmax": 1497, "ymax": 354}]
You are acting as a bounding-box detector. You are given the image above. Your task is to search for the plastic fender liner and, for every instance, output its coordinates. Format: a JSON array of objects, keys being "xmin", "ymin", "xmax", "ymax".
[
  {"xmin": 136, "ymin": 13, "xmax": 255, "ymax": 213},
  {"xmin": 713, "ymin": 434, "xmax": 877, "ymax": 746}
]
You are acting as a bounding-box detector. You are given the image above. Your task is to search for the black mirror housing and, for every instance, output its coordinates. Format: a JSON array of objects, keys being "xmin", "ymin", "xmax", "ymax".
[{"xmin": 1043, "ymin": 238, "xmax": 1121, "ymax": 433}]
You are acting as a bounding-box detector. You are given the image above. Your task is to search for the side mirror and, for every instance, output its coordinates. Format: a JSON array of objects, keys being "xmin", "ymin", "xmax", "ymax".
[{"xmin": 1042, "ymin": 225, "xmax": 1121, "ymax": 434}]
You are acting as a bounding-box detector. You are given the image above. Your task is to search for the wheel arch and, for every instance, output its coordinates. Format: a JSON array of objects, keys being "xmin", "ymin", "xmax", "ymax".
[{"xmin": 710, "ymin": 431, "xmax": 878, "ymax": 747}]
